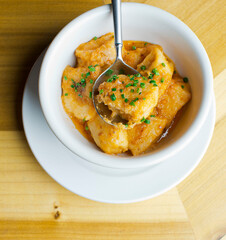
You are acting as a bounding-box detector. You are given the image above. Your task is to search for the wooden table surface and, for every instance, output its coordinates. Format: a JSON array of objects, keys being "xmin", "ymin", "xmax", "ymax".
[{"xmin": 0, "ymin": 0, "xmax": 225, "ymax": 239}]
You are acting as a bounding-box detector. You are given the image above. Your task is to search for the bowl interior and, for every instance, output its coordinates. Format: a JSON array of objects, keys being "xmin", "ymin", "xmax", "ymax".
[{"xmin": 39, "ymin": 3, "xmax": 212, "ymax": 168}]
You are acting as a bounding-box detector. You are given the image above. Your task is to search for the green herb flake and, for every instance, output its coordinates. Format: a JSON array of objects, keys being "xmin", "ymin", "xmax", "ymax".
[
  {"xmin": 183, "ymin": 77, "xmax": 189, "ymax": 83},
  {"xmin": 143, "ymin": 98, "xmax": 146, "ymax": 100},
  {"xmin": 137, "ymin": 88, "xmax": 140, "ymax": 93},
  {"xmin": 153, "ymin": 83, "xmax": 158, "ymax": 87},
  {"xmin": 142, "ymin": 76, "xmax": 147, "ymax": 81},
  {"xmin": 105, "ymin": 69, "xmax": 114, "ymax": 76},
  {"xmin": 125, "ymin": 83, "xmax": 132, "ymax": 88},
  {"xmin": 140, "ymin": 65, "xmax": 146, "ymax": 70},
  {"xmin": 88, "ymin": 65, "xmax": 96, "ymax": 72},
  {"xmin": 71, "ymin": 84, "xmax": 75, "ymax": 88},
  {"xmin": 89, "ymin": 91, "xmax": 92, "ymax": 98},
  {"xmin": 144, "ymin": 119, "xmax": 150, "ymax": 124},
  {"xmin": 144, "ymin": 42, "xmax": 148, "ymax": 46},
  {"xmin": 132, "ymin": 46, "xmax": 136, "ymax": 50},
  {"xmin": 120, "ymin": 89, "xmax": 123, "ymax": 93},
  {"xmin": 141, "ymin": 117, "xmax": 145, "ymax": 122},
  {"xmin": 112, "ymin": 88, "xmax": 117, "ymax": 91},
  {"xmin": 125, "ymin": 124, "xmax": 128, "ymax": 128},
  {"xmin": 74, "ymin": 87, "xmax": 78, "ymax": 92},
  {"xmin": 130, "ymin": 89, "xmax": 134, "ymax": 93},
  {"xmin": 133, "ymin": 83, "xmax": 137, "ymax": 87},
  {"xmin": 64, "ymin": 93, "xmax": 68, "ymax": 96},
  {"xmin": 160, "ymin": 78, "xmax": 164, "ymax": 83},
  {"xmin": 140, "ymin": 82, "xmax": 145, "ymax": 88},
  {"xmin": 148, "ymin": 74, "xmax": 154, "ymax": 79},
  {"xmin": 64, "ymin": 76, "xmax": 67, "ymax": 80},
  {"xmin": 83, "ymin": 118, "xmax": 86, "ymax": 122},
  {"xmin": 94, "ymin": 64, "xmax": 99, "ymax": 67},
  {"xmin": 90, "ymin": 79, "xmax": 93, "ymax": 84},
  {"xmin": 85, "ymin": 72, "xmax": 90, "ymax": 78},
  {"xmin": 121, "ymin": 94, "xmax": 125, "ymax": 99},
  {"xmin": 135, "ymin": 73, "xmax": 141, "ymax": 77},
  {"xmin": 181, "ymin": 85, "xmax": 185, "ymax": 89},
  {"xmin": 99, "ymin": 89, "xmax": 104, "ymax": 94},
  {"xmin": 149, "ymin": 80, "xmax": 156, "ymax": 84},
  {"xmin": 150, "ymin": 115, "xmax": 155, "ymax": 117},
  {"xmin": 78, "ymin": 93, "xmax": 83, "ymax": 98},
  {"xmin": 85, "ymin": 126, "xmax": 89, "ymax": 130},
  {"xmin": 133, "ymin": 79, "xmax": 139, "ymax": 84},
  {"xmin": 161, "ymin": 62, "xmax": 166, "ymax": 67},
  {"xmin": 124, "ymin": 98, "xmax": 129, "ymax": 103},
  {"xmin": 152, "ymin": 68, "xmax": 160, "ymax": 76},
  {"xmin": 174, "ymin": 70, "xmax": 177, "ymax": 74},
  {"xmin": 110, "ymin": 93, "xmax": 116, "ymax": 101},
  {"xmin": 93, "ymin": 36, "xmax": 97, "ymax": 40},
  {"xmin": 129, "ymin": 101, "xmax": 135, "ymax": 106},
  {"xmin": 81, "ymin": 78, "xmax": 86, "ymax": 84},
  {"xmin": 139, "ymin": 92, "xmax": 142, "ymax": 95},
  {"xmin": 107, "ymin": 78, "xmax": 113, "ymax": 82}
]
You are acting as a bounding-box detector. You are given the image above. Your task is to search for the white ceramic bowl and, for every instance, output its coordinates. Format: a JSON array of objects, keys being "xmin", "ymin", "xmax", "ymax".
[{"xmin": 39, "ymin": 3, "xmax": 213, "ymax": 169}]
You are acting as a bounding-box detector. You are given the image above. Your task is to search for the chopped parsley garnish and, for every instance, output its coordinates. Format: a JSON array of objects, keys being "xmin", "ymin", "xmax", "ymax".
[
  {"xmin": 88, "ymin": 65, "xmax": 96, "ymax": 72},
  {"xmin": 93, "ymin": 36, "xmax": 97, "ymax": 40},
  {"xmin": 86, "ymin": 72, "xmax": 90, "ymax": 78},
  {"xmin": 144, "ymin": 42, "xmax": 148, "ymax": 46},
  {"xmin": 160, "ymin": 78, "xmax": 164, "ymax": 83},
  {"xmin": 71, "ymin": 79, "xmax": 75, "ymax": 83},
  {"xmin": 161, "ymin": 62, "xmax": 166, "ymax": 67},
  {"xmin": 121, "ymin": 94, "xmax": 125, "ymax": 99},
  {"xmin": 124, "ymin": 98, "xmax": 129, "ymax": 103},
  {"xmin": 83, "ymin": 118, "xmax": 86, "ymax": 122},
  {"xmin": 137, "ymin": 88, "xmax": 140, "ymax": 93},
  {"xmin": 174, "ymin": 70, "xmax": 176, "ymax": 74},
  {"xmin": 140, "ymin": 82, "xmax": 145, "ymax": 88},
  {"xmin": 99, "ymin": 89, "xmax": 104, "ymax": 94},
  {"xmin": 135, "ymin": 73, "xmax": 141, "ymax": 77},
  {"xmin": 152, "ymin": 68, "xmax": 160, "ymax": 76},
  {"xmin": 153, "ymin": 83, "xmax": 158, "ymax": 87},
  {"xmin": 126, "ymin": 83, "xmax": 132, "ymax": 88},
  {"xmin": 107, "ymin": 78, "xmax": 113, "ymax": 82},
  {"xmin": 141, "ymin": 117, "xmax": 145, "ymax": 122},
  {"xmin": 112, "ymin": 88, "xmax": 116, "ymax": 91},
  {"xmin": 140, "ymin": 65, "xmax": 146, "ymax": 70},
  {"xmin": 133, "ymin": 79, "xmax": 139, "ymax": 84},
  {"xmin": 150, "ymin": 115, "xmax": 155, "ymax": 117},
  {"xmin": 105, "ymin": 69, "xmax": 114, "ymax": 76},
  {"xmin": 130, "ymin": 89, "xmax": 134, "ymax": 93},
  {"xmin": 148, "ymin": 74, "xmax": 154, "ymax": 79},
  {"xmin": 81, "ymin": 78, "xmax": 86, "ymax": 84},
  {"xmin": 139, "ymin": 92, "xmax": 142, "ymax": 95},
  {"xmin": 90, "ymin": 79, "xmax": 93, "ymax": 84},
  {"xmin": 112, "ymin": 75, "xmax": 119, "ymax": 80},
  {"xmin": 181, "ymin": 85, "xmax": 185, "ymax": 89},
  {"xmin": 129, "ymin": 101, "xmax": 135, "ymax": 106},
  {"xmin": 78, "ymin": 93, "xmax": 83, "ymax": 98},
  {"xmin": 120, "ymin": 89, "xmax": 123, "ymax": 93},
  {"xmin": 132, "ymin": 46, "xmax": 136, "ymax": 50},
  {"xmin": 149, "ymin": 80, "xmax": 156, "ymax": 84},
  {"xmin": 64, "ymin": 76, "xmax": 67, "ymax": 80},
  {"xmin": 183, "ymin": 77, "xmax": 189, "ymax": 83},
  {"xmin": 110, "ymin": 93, "xmax": 116, "ymax": 101},
  {"xmin": 134, "ymin": 97, "xmax": 139, "ymax": 102},
  {"xmin": 144, "ymin": 119, "xmax": 150, "ymax": 124},
  {"xmin": 89, "ymin": 91, "xmax": 92, "ymax": 98},
  {"xmin": 142, "ymin": 76, "xmax": 147, "ymax": 81},
  {"xmin": 85, "ymin": 126, "xmax": 89, "ymax": 130},
  {"xmin": 64, "ymin": 93, "xmax": 68, "ymax": 96},
  {"xmin": 132, "ymin": 83, "xmax": 137, "ymax": 87},
  {"xmin": 94, "ymin": 64, "xmax": 98, "ymax": 67},
  {"xmin": 143, "ymin": 98, "xmax": 146, "ymax": 100},
  {"xmin": 74, "ymin": 87, "xmax": 78, "ymax": 92},
  {"xmin": 71, "ymin": 85, "xmax": 74, "ymax": 88},
  {"xmin": 125, "ymin": 124, "xmax": 128, "ymax": 128}
]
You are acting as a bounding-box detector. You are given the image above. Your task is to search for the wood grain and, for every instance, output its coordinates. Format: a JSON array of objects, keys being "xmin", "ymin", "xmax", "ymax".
[{"xmin": 0, "ymin": 0, "xmax": 225, "ymax": 239}]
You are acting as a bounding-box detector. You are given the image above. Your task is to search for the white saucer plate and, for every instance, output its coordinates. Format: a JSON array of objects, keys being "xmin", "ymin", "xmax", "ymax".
[{"xmin": 22, "ymin": 52, "xmax": 216, "ymax": 203}]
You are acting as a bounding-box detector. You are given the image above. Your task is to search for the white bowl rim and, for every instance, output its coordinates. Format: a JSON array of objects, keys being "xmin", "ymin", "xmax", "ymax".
[{"xmin": 39, "ymin": 3, "xmax": 213, "ymax": 169}]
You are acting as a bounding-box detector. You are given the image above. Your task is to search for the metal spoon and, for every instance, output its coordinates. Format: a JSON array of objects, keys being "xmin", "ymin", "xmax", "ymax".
[{"xmin": 92, "ymin": 0, "xmax": 140, "ymax": 126}]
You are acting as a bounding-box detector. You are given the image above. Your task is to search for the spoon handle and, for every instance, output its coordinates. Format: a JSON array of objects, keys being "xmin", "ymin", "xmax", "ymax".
[{"xmin": 112, "ymin": 0, "xmax": 123, "ymax": 60}]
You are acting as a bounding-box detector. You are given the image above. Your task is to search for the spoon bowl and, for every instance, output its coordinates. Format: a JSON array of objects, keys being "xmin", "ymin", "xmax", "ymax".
[{"xmin": 93, "ymin": 58, "xmax": 140, "ymax": 125}]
